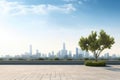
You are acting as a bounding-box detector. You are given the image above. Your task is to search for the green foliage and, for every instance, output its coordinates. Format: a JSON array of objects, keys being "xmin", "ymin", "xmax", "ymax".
[
  {"xmin": 54, "ymin": 57, "xmax": 60, "ymax": 60},
  {"xmin": 79, "ymin": 30, "xmax": 115, "ymax": 61},
  {"xmin": 85, "ymin": 60, "xmax": 106, "ymax": 66},
  {"xmin": 17, "ymin": 58, "xmax": 25, "ymax": 61},
  {"xmin": 67, "ymin": 58, "xmax": 73, "ymax": 60},
  {"xmin": 118, "ymin": 58, "xmax": 120, "ymax": 60},
  {"xmin": 84, "ymin": 58, "xmax": 89, "ymax": 61},
  {"xmin": 38, "ymin": 58, "xmax": 44, "ymax": 60},
  {"xmin": 9, "ymin": 58, "xmax": 13, "ymax": 60},
  {"xmin": 0, "ymin": 58, "xmax": 3, "ymax": 61}
]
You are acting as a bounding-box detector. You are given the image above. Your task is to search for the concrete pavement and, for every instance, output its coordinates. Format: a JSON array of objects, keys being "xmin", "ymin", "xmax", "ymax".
[{"xmin": 0, "ymin": 65, "xmax": 120, "ymax": 80}]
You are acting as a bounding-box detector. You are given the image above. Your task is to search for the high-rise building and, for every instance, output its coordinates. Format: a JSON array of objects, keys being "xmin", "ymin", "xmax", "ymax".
[
  {"xmin": 29, "ymin": 45, "xmax": 32, "ymax": 56},
  {"xmin": 36, "ymin": 49, "xmax": 39, "ymax": 54},
  {"xmin": 104, "ymin": 53, "xmax": 109, "ymax": 59},
  {"xmin": 60, "ymin": 43, "xmax": 67, "ymax": 58},
  {"xmin": 36, "ymin": 49, "xmax": 41, "ymax": 58},
  {"xmin": 79, "ymin": 50, "xmax": 84, "ymax": 59},
  {"xmin": 63, "ymin": 42, "xmax": 66, "ymax": 50},
  {"xmin": 57, "ymin": 51, "xmax": 60, "ymax": 58},
  {"xmin": 76, "ymin": 48, "xmax": 79, "ymax": 58},
  {"xmin": 68, "ymin": 51, "xmax": 72, "ymax": 58},
  {"xmin": 84, "ymin": 51, "xmax": 89, "ymax": 58},
  {"xmin": 48, "ymin": 51, "xmax": 55, "ymax": 58},
  {"xmin": 112, "ymin": 54, "xmax": 116, "ymax": 59}
]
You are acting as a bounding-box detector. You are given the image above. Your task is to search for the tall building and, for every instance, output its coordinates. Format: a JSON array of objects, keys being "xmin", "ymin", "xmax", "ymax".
[
  {"xmin": 29, "ymin": 45, "xmax": 32, "ymax": 56},
  {"xmin": 36, "ymin": 49, "xmax": 41, "ymax": 58},
  {"xmin": 49, "ymin": 51, "xmax": 55, "ymax": 58},
  {"xmin": 79, "ymin": 50, "xmax": 84, "ymax": 59},
  {"xmin": 57, "ymin": 51, "xmax": 60, "ymax": 58},
  {"xmin": 75, "ymin": 47, "xmax": 79, "ymax": 59},
  {"xmin": 63, "ymin": 42, "xmax": 66, "ymax": 50},
  {"xmin": 84, "ymin": 51, "xmax": 89, "ymax": 58},
  {"xmin": 112, "ymin": 54, "xmax": 116, "ymax": 59},
  {"xmin": 68, "ymin": 51, "xmax": 72, "ymax": 58},
  {"xmin": 36, "ymin": 49, "xmax": 39, "ymax": 54},
  {"xmin": 60, "ymin": 43, "xmax": 67, "ymax": 58},
  {"xmin": 104, "ymin": 53, "xmax": 109, "ymax": 59}
]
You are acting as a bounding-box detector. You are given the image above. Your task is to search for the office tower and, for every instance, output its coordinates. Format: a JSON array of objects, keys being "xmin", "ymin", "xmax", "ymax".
[
  {"xmin": 29, "ymin": 45, "xmax": 32, "ymax": 56},
  {"xmin": 36, "ymin": 49, "xmax": 41, "ymax": 58},
  {"xmin": 52, "ymin": 51, "xmax": 55, "ymax": 58},
  {"xmin": 76, "ymin": 48, "xmax": 79, "ymax": 59},
  {"xmin": 79, "ymin": 50, "xmax": 84, "ymax": 59},
  {"xmin": 68, "ymin": 51, "xmax": 72, "ymax": 58},
  {"xmin": 63, "ymin": 42, "xmax": 66, "ymax": 50},
  {"xmin": 104, "ymin": 53, "xmax": 109, "ymax": 59},
  {"xmin": 57, "ymin": 51, "xmax": 61, "ymax": 58},
  {"xmin": 48, "ymin": 52, "xmax": 51, "ymax": 58},
  {"xmin": 84, "ymin": 52, "xmax": 89, "ymax": 58},
  {"xmin": 52, "ymin": 51, "xmax": 54, "ymax": 56},
  {"xmin": 36, "ymin": 49, "xmax": 39, "ymax": 54},
  {"xmin": 112, "ymin": 54, "xmax": 116, "ymax": 59},
  {"xmin": 60, "ymin": 43, "xmax": 67, "ymax": 58}
]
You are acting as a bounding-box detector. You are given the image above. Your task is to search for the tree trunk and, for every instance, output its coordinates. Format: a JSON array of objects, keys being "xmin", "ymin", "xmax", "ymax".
[{"xmin": 95, "ymin": 54, "xmax": 98, "ymax": 62}]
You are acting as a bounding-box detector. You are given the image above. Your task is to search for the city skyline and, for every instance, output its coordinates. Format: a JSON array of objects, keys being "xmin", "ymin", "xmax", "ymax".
[
  {"xmin": 0, "ymin": 0, "xmax": 120, "ymax": 56},
  {"xmin": 1, "ymin": 43, "xmax": 120, "ymax": 59}
]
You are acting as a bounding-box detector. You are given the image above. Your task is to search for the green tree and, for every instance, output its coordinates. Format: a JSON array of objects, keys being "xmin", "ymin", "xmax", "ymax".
[{"xmin": 79, "ymin": 30, "xmax": 115, "ymax": 61}]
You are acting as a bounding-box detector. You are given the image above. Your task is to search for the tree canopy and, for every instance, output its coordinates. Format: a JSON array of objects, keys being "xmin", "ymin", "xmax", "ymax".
[{"xmin": 79, "ymin": 30, "xmax": 115, "ymax": 61}]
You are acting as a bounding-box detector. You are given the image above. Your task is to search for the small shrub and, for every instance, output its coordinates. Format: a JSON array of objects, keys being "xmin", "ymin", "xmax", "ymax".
[
  {"xmin": 67, "ymin": 58, "xmax": 73, "ymax": 60},
  {"xmin": 17, "ymin": 58, "xmax": 25, "ymax": 61},
  {"xmin": 0, "ymin": 58, "xmax": 3, "ymax": 61},
  {"xmin": 85, "ymin": 60, "xmax": 106, "ymax": 66},
  {"xmin": 9, "ymin": 58, "xmax": 13, "ymax": 60},
  {"xmin": 118, "ymin": 58, "xmax": 120, "ymax": 60},
  {"xmin": 84, "ymin": 58, "xmax": 89, "ymax": 61},
  {"xmin": 38, "ymin": 58, "xmax": 44, "ymax": 60},
  {"xmin": 54, "ymin": 58, "xmax": 60, "ymax": 60},
  {"xmin": 49, "ymin": 59, "xmax": 53, "ymax": 60}
]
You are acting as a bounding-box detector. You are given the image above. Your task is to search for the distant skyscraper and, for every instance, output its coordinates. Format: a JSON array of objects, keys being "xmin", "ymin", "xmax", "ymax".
[
  {"xmin": 76, "ymin": 48, "xmax": 79, "ymax": 55},
  {"xmin": 57, "ymin": 51, "xmax": 61, "ymax": 58},
  {"xmin": 60, "ymin": 42, "xmax": 67, "ymax": 58},
  {"xmin": 75, "ymin": 47, "xmax": 79, "ymax": 59},
  {"xmin": 63, "ymin": 42, "xmax": 66, "ymax": 50},
  {"xmin": 52, "ymin": 51, "xmax": 54, "ymax": 56},
  {"xmin": 112, "ymin": 54, "xmax": 116, "ymax": 59},
  {"xmin": 36, "ymin": 49, "xmax": 41, "ymax": 58},
  {"xmin": 104, "ymin": 53, "xmax": 109, "ymax": 59},
  {"xmin": 36, "ymin": 49, "xmax": 39, "ymax": 54},
  {"xmin": 84, "ymin": 51, "xmax": 89, "ymax": 58},
  {"xmin": 29, "ymin": 45, "xmax": 32, "ymax": 56},
  {"xmin": 68, "ymin": 51, "xmax": 72, "ymax": 58}
]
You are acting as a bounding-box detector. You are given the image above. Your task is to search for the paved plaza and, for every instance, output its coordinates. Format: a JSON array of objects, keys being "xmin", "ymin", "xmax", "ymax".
[{"xmin": 0, "ymin": 65, "xmax": 120, "ymax": 80}]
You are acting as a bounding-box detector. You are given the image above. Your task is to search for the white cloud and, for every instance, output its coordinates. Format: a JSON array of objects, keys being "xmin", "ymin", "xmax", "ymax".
[
  {"xmin": 78, "ymin": 1, "xmax": 83, "ymax": 4},
  {"xmin": 63, "ymin": 0, "xmax": 89, "ymax": 2},
  {"xmin": 60, "ymin": 4, "xmax": 76, "ymax": 13},
  {"xmin": 63, "ymin": 0, "xmax": 90, "ymax": 4},
  {"xmin": 31, "ymin": 4, "xmax": 76, "ymax": 14},
  {"xmin": 63, "ymin": 0, "xmax": 78, "ymax": 2},
  {"xmin": 0, "ymin": 0, "xmax": 76, "ymax": 16}
]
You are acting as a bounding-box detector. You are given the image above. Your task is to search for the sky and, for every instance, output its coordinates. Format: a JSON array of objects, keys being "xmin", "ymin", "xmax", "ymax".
[{"xmin": 0, "ymin": 0, "xmax": 120, "ymax": 56}]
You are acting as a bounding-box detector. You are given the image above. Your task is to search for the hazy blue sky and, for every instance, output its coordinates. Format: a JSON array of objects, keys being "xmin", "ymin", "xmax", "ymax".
[{"xmin": 0, "ymin": 0, "xmax": 120, "ymax": 56}]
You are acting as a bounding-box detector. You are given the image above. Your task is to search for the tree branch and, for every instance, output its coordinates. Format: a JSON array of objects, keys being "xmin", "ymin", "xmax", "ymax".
[{"xmin": 97, "ymin": 49, "xmax": 104, "ymax": 58}]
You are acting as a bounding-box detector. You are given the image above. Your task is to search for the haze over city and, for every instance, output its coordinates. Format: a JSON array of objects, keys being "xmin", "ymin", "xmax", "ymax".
[{"xmin": 0, "ymin": 0, "xmax": 120, "ymax": 56}]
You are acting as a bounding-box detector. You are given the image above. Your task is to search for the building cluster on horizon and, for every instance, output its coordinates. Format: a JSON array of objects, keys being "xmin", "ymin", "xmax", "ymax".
[
  {"xmin": 2, "ymin": 43, "xmax": 120, "ymax": 60},
  {"xmin": 17, "ymin": 43, "xmax": 90, "ymax": 59}
]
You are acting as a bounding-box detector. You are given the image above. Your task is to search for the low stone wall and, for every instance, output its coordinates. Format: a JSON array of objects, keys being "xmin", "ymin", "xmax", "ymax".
[
  {"xmin": 0, "ymin": 61, "xmax": 83, "ymax": 65},
  {"xmin": 0, "ymin": 60, "xmax": 119, "ymax": 65}
]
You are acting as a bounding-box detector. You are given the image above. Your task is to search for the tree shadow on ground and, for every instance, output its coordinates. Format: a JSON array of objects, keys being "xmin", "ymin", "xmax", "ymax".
[{"xmin": 103, "ymin": 66, "xmax": 120, "ymax": 72}]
